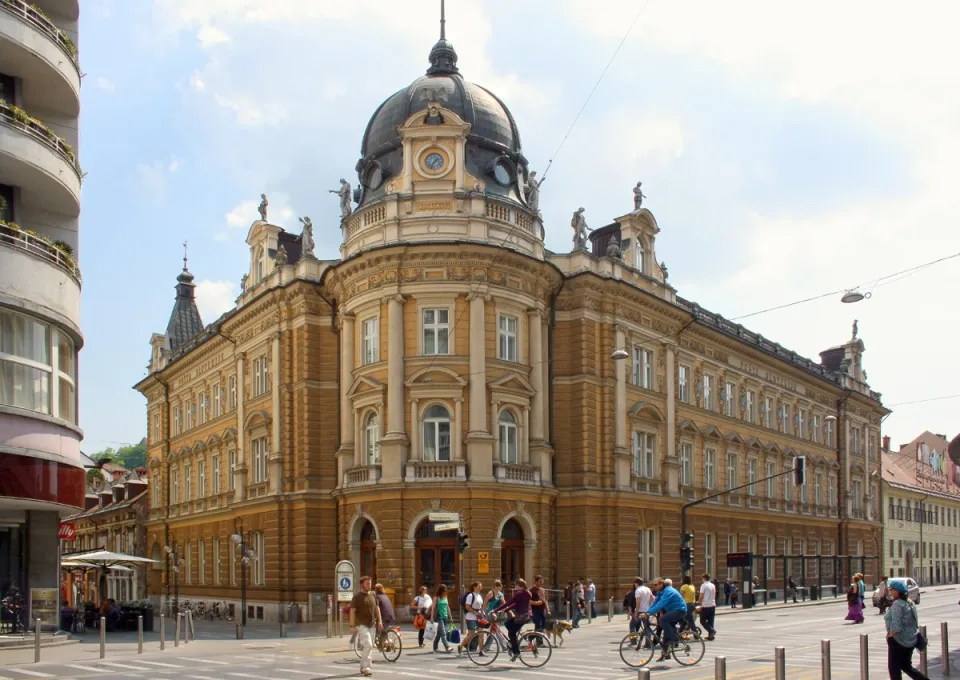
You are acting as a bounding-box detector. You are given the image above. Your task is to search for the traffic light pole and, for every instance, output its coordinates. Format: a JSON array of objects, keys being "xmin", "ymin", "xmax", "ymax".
[{"xmin": 680, "ymin": 464, "xmax": 801, "ymax": 576}]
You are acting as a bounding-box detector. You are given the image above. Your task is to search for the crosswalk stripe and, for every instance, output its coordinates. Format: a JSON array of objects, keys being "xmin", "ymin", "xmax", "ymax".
[
  {"xmin": 225, "ymin": 674, "xmax": 274, "ymax": 680},
  {"xmin": 4, "ymin": 670, "xmax": 55, "ymax": 678},
  {"xmin": 138, "ymin": 660, "xmax": 184, "ymax": 668},
  {"xmin": 97, "ymin": 662, "xmax": 145, "ymax": 671},
  {"xmin": 65, "ymin": 665, "xmax": 112, "ymax": 673},
  {"xmin": 271, "ymin": 671, "xmax": 315, "ymax": 676},
  {"xmin": 185, "ymin": 676, "xmax": 221, "ymax": 680},
  {"xmin": 181, "ymin": 658, "xmax": 229, "ymax": 664}
]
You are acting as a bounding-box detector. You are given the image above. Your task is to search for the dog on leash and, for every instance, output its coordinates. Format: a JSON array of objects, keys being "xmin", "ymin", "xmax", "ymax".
[{"xmin": 545, "ymin": 619, "xmax": 574, "ymax": 646}]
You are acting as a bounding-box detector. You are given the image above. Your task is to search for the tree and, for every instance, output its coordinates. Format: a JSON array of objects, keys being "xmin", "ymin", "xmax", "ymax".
[{"xmin": 115, "ymin": 442, "xmax": 147, "ymax": 470}]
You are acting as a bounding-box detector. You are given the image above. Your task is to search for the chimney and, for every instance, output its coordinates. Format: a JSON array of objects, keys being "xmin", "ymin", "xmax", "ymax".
[{"xmin": 882, "ymin": 435, "xmax": 891, "ymax": 452}]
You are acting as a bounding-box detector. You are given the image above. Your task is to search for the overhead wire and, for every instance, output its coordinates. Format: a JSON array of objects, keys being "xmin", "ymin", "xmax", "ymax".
[{"xmin": 885, "ymin": 394, "xmax": 960, "ymax": 408}]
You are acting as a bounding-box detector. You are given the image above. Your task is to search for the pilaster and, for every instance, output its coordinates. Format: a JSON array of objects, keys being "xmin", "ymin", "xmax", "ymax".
[
  {"xmin": 381, "ymin": 294, "xmax": 408, "ymax": 483},
  {"xmin": 614, "ymin": 324, "xmax": 631, "ymax": 490},
  {"xmin": 269, "ymin": 331, "xmax": 282, "ymax": 494},
  {"xmin": 234, "ymin": 352, "xmax": 247, "ymax": 502},
  {"xmin": 665, "ymin": 343, "xmax": 678, "ymax": 495},
  {"xmin": 465, "ymin": 291, "xmax": 494, "ymax": 481},
  {"xmin": 337, "ymin": 312, "xmax": 356, "ymax": 484}
]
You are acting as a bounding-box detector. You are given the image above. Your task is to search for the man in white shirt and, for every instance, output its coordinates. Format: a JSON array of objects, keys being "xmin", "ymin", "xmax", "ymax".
[
  {"xmin": 633, "ymin": 578, "xmax": 654, "ymax": 647},
  {"xmin": 697, "ymin": 573, "xmax": 717, "ymax": 641}
]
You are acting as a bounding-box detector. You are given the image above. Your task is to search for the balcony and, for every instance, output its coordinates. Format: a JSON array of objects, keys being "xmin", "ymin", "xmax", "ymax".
[
  {"xmin": 0, "ymin": 101, "xmax": 81, "ymax": 214},
  {"xmin": 632, "ymin": 477, "xmax": 663, "ymax": 495},
  {"xmin": 493, "ymin": 463, "xmax": 540, "ymax": 485},
  {"xmin": 404, "ymin": 461, "xmax": 467, "ymax": 482},
  {"xmin": 0, "ymin": 0, "xmax": 80, "ymax": 114},
  {"xmin": 343, "ymin": 465, "xmax": 381, "ymax": 488}
]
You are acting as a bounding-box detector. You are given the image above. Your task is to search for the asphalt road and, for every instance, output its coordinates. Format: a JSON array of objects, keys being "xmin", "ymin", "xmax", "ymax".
[{"xmin": 2, "ymin": 586, "xmax": 957, "ymax": 679}]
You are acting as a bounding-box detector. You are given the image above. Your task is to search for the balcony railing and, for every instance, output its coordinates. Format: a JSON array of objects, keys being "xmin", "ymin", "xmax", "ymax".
[
  {"xmin": 0, "ymin": 101, "xmax": 82, "ymax": 179},
  {"xmin": 0, "ymin": 0, "xmax": 78, "ymax": 67},
  {"xmin": 494, "ymin": 463, "xmax": 540, "ymax": 485},
  {"xmin": 344, "ymin": 465, "xmax": 381, "ymax": 487},
  {"xmin": 404, "ymin": 461, "xmax": 467, "ymax": 482},
  {"xmin": 0, "ymin": 222, "xmax": 81, "ymax": 284},
  {"xmin": 632, "ymin": 477, "xmax": 663, "ymax": 495}
]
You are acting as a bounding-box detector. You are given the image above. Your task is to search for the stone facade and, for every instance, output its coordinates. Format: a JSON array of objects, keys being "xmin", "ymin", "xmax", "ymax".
[{"xmin": 134, "ymin": 29, "xmax": 888, "ymax": 622}]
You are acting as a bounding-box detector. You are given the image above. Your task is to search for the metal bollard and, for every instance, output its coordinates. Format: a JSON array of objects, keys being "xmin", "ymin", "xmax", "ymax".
[
  {"xmin": 160, "ymin": 612, "xmax": 165, "ymax": 650},
  {"xmin": 100, "ymin": 617, "xmax": 106, "ymax": 659},
  {"xmin": 821, "ymin": 639, "xmax": 832, "ymax": 680},
  {"xmin": 236, "ymin": 622, "xmax": 243, "ymax": 640},
  {"xmin": 326, "ymin": 606, "xmax": 332, "ymax": 638},
  {"xmin": 859, "ymin": 634, "xmax": 869, "ymax": 680},
  {"xmin": 638, "ymin": 668, "xmax": 651, "ymax": 680},
  {"xmin": 566, "ymin": 600, "xmax": 571, "ymax": 622},
  {"xmin": 175, "ymin": 613, "xmax": 181, "ymax": 648},
  {"xmin": 609, "ymin": 597, "xmax": 614, "ymax": 622},
  {"xmin": 184, "ymin": 610, "xmax": 190, "ymax": 644},
  {"xmin": 920, "ymin": 625, "xmax": 928, "ymax": 675},
  {"xmin": 775, "ymin": 646, "xmax": 786, "ymax": 680},
  {"xmin": 281, "ymin": 620, "xmax": 286, "ymax": 638},
  {"xmin": 943, "ymin": 621, "xmax": 951, "ymax": 676},
  {"xmin": 34, "ymin": 618, "xmax": 40, "ymax": 663},
  {"xmin": 716, "ymin": 655, "xmax": 726, "ymax": 679},
  {"xmin": 137, "ymin": 616, "xmax": 143, "ymax": 654}
]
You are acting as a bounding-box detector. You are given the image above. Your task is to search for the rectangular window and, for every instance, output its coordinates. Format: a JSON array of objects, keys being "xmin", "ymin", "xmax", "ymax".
[
  {"xmin": 828, "ymin": 476, "xmax": 836, "ymax": 508},
  {"xmin": 197, "ymin": 460, "xmax": 205, "ymax": 498},
  {"xmin": 174, "ymin": 407, "xmax": 182, "ymax": 435},
  {"xmin": 213, "ymin": 455, "xmax": 221, "ymax": 494},
  {"xmin": 199, "ymin": 538, "xmax": 206, "ymax": 585},
  {"xmin": 633, "ymin": 348, "xmax": 653, "ymax": 389},
  {"xmin": 213, "ymin": 383, "xmax": 221, "ymax": 418},
  {"xmin": 724, "ymin": 382, "xmax": 735, "ymax": 417},
  {"xmin": 253, "ymin": 356, "xmax": 270, "ymax": 397},
  {"xmin": 152, "ymin": 473, "xmax": 160, "ymax": 507},
  {"xmin": 726, "ymin": 452, "xmax": 738, "ymax": 490},
  {"xmin": 497, "ymin": 314, "xmax": 518, "ymax": 362},
  {"xmin": 747, "ymin": 458, "xmax": 758, "ymax": 496},
  {"xmin": 782, "ymin": 404, "xmax": 791, "ymax": 435},
  {"xmin": 252, "ymin": 436, "xmax": 269, "ymax": 484},
  {"xmin": 422, "ymin": 308, "xmax": 450, "ymax": 355},
  {"xmin": 679, "ymin": 443, "xmax": 692, "ymax": 486},
  {"xmin": 184, "ymin": 540, "xmax": 192, "ymax": 584},
  {"xmin": 253, "ymin": 532, "xmax": 265, "ymax": 586},
  {"xmin": 798, "ymin": 408, "xmax": 806, "ymax": 438},
  {"xmin": 634, "ymin": 241, "xmax": 646, "ymax": 272},
  {"xmin": 228, "ymin": 375, "xmax": 237, "ymax": 410},
  {"xmin": 0, "ymin": 182, "xmax": 14, "ymax": 222},
  {"xmin": 172, "ymin": 469, "xmax": 179, "ymax": 504},
  {"xmin": 815, "ymin": 472, "xmax": 823, "ymax": 506},
  {"xmin": 852, "ymin": 479, "xmax": 863, "ymax": 511},
  {"xmin": 199, "ymin": 392, "xmax": 207, "ymax": 424},
  {"xmin": 852, "ymin": 427, "xmax": 861, "ymax": 455},
  {"xmin": 765, "ymin": 537, "xmax": 775, "ymax": 578},
  {"xmin": 638, "ymin": 529, "xmax": 657, "ymax": 581},
  {"xmin": 812, "ymin": 414, "xmax": 820, "ymax": 443},
  {"xmin": 704, "ymin": 448, "xmax": 716, "ymax": 490},
  {"xmin": 764, "ymin": 397, "xmax": 773, "ymax": 428},
  {"xmin": 704, "ymin": 533, "xmax": 715, "ymax": 577},
  {"xmin": 213, "ymin": 538, "xmax": 221, "ymax": 585},
  {"xmin": 185, "ymin": 400, "xmax": 193, "ymax": 430},
  {"xmin": 632, "ymin": 432, "xmax": 656, "ymax": 479},
  {"xmin": 153, "ymin": 413, "xmax": 160, "ymax": 443},
  {"xmin": 825, "ymin": 418, "xmax": 835, "ymax": 447},
  {"xmin": 745, "ymin": 390, "xmax": 755, "ymax": 423},
  {"xmin": 766, "ymin": 461, "xmax": 776, "ymax": 498},
  {"xmin": 230, "ymin": 538, "xmax": 236, "ymax": 586},
  {"xmin": 678, "ymin": 365, "xmax": 690, "ymax": 403},
  {"xmin": 184, "ymin": 464, "xmax": 192, "ymax": 501},
  {"xmin": 362, "ymin": 317, "xmax": 379, "ymax": 365},
  {"xmin": 727, "ymin": 534, "xmax": 739, "ymax": 580},
  {"xmin": 703, "ymin": 375, "xmax": 713, "ymax": 410},
  {"xmin": 784, "ymin": 472, "xmax": 794, "ymax": 502},
  {"xmin": 228, "ymin": 450, "xmax": 236, "ymax": 491}
]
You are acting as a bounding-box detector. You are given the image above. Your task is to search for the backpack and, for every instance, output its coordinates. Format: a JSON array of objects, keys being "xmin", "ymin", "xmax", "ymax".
[
  {"xmin": 624, "ymin": 589, "xmax": 636, "ymax": 611},
  {"xmin": 460, "ymin": 591, "xmax": 471, "ymax": 609}
]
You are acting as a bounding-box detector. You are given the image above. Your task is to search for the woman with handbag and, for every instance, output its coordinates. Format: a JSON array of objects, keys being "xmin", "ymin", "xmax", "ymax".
[
  {"xmin": 885, "ymin": 580, "xmax": 929, "ymax": 679},
  {"xmin": 430, "ymin": 585, "xmax": 453, "ymax": 653},
  {"xmin": 491, "ymin": 579, "xmax": 533, "ymax": 662},
  {"xmin": 410, "ymin": 586, "xmax": 432, "ymax": 648},
  {"xmin": 845, "ymin": 581, "xmax": 865, "ymax": 624}
]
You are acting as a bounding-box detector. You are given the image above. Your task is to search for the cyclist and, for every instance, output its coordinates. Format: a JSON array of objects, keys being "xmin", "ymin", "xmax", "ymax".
[
  {"xmin": 373, "ymin": 584, "xmax": 395, "ymax": 647},
  {"xmin": 641, "ymin": 578, "xmax": 688, "ymax": 662},
  {"xmin": 491, "ymin": 579, "xmax": 533, "ymax": 662},
  {"xmin": 457, "ymin": 582, "xmax": 485, "ymax": 656}
]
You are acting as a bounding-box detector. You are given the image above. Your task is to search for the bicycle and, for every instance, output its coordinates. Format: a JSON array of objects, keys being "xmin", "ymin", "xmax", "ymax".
[
  {"xmin": 352, "ymin": 626, "xmax": 402, "ymax": 662},
  {"xmin": 619, "ymin": 615, "xmax": 705, "ymax": 668},
  {"xmin": 466, "ymin": 614, "xmax": 552, "ymax": 668}
]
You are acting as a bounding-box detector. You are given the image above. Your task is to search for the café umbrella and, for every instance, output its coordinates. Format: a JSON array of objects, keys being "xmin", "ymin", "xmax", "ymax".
[{"xmin": 62, "ymin": 550, "xmax": 159, "ymax": 606}]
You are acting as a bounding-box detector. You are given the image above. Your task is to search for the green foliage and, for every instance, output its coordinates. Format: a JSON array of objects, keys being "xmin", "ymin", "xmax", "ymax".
[
  {"xmin": 85, "ymin": 467, "xmax": 104, "ymax": 488},
  {"xmin": 88, "ymin": 442, "xmax": 147, "ymax": 471}
]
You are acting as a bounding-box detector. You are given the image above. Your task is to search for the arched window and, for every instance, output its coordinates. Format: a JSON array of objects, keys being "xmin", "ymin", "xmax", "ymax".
[
  {"xmin": 634, "ymin": 237, "xmax": 645, "ymax": 273},
  {"xmin": 422, "ymin": 405, "xmax": 451, "ymax": 462},
  {"xmin": 364, "ymin": 412, "xmax": 380, "ymax": 465},
  {"xmin": 498, "ymin": 410, "xmax": 518, "ymax": 464},
  {"xmin": 255, "ymin": 246, "xmax": 265, "ymax": 282}
]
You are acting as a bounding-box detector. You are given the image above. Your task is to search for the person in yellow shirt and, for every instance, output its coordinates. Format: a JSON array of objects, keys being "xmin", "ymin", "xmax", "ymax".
[{"xmin": 679, "ymin": 575, "xmax": 697, "ymax": 632}]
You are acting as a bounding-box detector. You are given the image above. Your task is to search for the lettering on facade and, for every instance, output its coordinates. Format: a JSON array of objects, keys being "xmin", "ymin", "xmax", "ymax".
[
  {"xmin": 416, "ymin": 201, "xmax": 453, "ymax": 212},
  {"xmin": 764, "ymin": 371, "xmax": 797, "ymax": 392}
]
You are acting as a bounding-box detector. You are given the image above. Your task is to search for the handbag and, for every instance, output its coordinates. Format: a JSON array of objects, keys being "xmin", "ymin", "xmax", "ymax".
[
  {"xmin": 424, "ymin": 621, "xmax": 438, "ymax": 641},
  {"xmin": 912, "ymin": 605, "xmax": 927, "ymax": 651},
  {"xmin": 413, "ymin": 614, "xmax": 426, "ymax": 630}
]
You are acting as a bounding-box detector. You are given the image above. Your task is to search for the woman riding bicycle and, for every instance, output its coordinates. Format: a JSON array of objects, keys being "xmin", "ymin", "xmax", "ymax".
[{"xmin": 490, "ymin": 579, "xmax": 533, "ymax": 662}]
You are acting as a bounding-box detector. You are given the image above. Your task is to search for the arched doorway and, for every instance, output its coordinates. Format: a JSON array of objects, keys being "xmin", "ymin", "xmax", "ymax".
[
  {"xmin": 415, "ymin": 520, "xmax": 458, "ymax": 597},
  {"xmin": 500, "ymin": 519, "xmax": 525, "ymax": 587},
  {"xmin": 360, "ymin": 521, "xmax": 377, "ymax": 582}
]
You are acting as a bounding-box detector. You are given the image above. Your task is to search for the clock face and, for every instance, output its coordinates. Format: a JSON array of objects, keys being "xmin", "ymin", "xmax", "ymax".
[
  {"xmin": 424, "ymin": 152, "xmax": 445, "ymax": 171},
  {"xmin": 493, "ymin": 160, "xmax": 511, "ymax": 186}
]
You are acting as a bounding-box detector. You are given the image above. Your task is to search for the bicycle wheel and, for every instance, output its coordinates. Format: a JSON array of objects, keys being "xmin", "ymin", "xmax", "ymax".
[
  {"xmin": 619, "ymin": 632, "xmax": 655, "ymax": 668},
  {"xmin": 352, "ymin": 633, "xmax": 362, "ymax": 658},
  {"xmin": 517, "ymin": 631, "xmax": 552, "ymax": 668},
  {"xmin": 671, "ymin": 630, "xmax": 705, "ymax": 666},
  {"xmin": 466, "ymin": 630, "xmax": 498, "ymax": 666},
  {"xmin": 380, "ymin": 629, "xmax": 402, "ymax": 662}
]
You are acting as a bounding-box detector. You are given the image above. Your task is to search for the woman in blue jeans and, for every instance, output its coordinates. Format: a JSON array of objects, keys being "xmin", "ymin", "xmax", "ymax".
[{"xmin": 430, "ymin": 584, "xmax": 453, "ymax": 653}]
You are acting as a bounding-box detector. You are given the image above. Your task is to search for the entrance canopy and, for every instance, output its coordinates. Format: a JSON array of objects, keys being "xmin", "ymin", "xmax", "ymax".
[{"xmin": 63, "ymin": 550, "xmax": 158, "ymax": 569}]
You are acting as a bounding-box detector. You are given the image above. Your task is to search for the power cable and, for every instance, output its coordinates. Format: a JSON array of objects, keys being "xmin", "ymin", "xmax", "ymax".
[
  {"xmin": 541, "ymin": 0, "xmax": 652, "ymax": 181},
  {"xmin": 885, "ymin": 394, "xmax": 960, "ymax": 408}
]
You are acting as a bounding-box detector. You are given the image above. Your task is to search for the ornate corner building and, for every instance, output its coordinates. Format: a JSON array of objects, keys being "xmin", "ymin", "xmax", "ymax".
[
  {"xmin": 135, "ymin": 29, "xmax": 888, "ymax": 620},
  {"xmin": 1, "ymin": 0, "xmax": 84, "ymax": 615}
]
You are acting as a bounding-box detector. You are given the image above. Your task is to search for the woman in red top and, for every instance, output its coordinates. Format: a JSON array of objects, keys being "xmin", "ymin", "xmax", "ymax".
[{"xmin": 491, "ymin": 579, "xmax": 533, "ymax": 660}]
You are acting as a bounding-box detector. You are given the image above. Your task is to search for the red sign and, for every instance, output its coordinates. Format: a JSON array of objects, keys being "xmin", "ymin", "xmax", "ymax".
[{"xmin": 58, "ymin": 523, "xmax": 76, "ymax": 540}]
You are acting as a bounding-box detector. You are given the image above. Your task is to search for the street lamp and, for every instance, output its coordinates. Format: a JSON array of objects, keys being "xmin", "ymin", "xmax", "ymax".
[
  {"xmin": 611, "ymin": 348, "xmax": 630, "ymax": 361},
  {"xmin": 231, "ymin": 519, "xmax": 257, "ymax": 627},
  {"xmin": 163, "ymin": 544, "xmax": 184, "ymax": 615},
  {"xmin": 840, "ymin": 290, "xmax": 871, "ymax": 304}
]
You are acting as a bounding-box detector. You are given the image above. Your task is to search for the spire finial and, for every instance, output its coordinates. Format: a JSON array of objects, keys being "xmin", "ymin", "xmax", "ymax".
[
  {"xmin": 182, "ymin": 239, "xmax": 188, "ymax": 270},
  {"xmin": 427, "ymin": 0, "xmax": 459, "ymax": 75},
  {"xmin": 440, "ymin": 0, "xmax": 446, "ymax": 39}
]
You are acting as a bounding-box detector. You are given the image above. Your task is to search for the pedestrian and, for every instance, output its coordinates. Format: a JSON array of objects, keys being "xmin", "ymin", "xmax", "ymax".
[
  {"xmin": 846, "ymin": 581, "xmax": 865, "ymax": 624},
  {"xmin": 410, "ymin": 585, "xmax": 432, "ymax": 648},
  {"xmin": 530, "ymin": 575, "xmax": 550, "ymax": 637},
  {"xmin": 788, "ymin": 577, "xmax": 798, "ymax": 603},
  {"xmin": 679, "ymin": 575, "xmax": 697, "ymax": 632},
  {"xmin": 457, "ymin": 582, "xmax": 484, "ymax": 656},
  {"xmin": 641, "ymin": 578, "xmax": 688, "ymax": 662},
  {"xmin": 430, "ymin": 584, "xmax": 453, "ymax": 653},
  {"xmin": 491, "ymin": 579, "xmax": 533, "ymax": 662},
  {"xmin": 855, "ymin": 572, "xmax": 866, "ymax": 608},
  {"xmin": 563, "ymin": 581, "xmax": 574, "ymax": 618},
  {"xmin": 373, "ymin": 583, "xmax": 395, "ymax": 647},
  {"xmin": 729, "ymin": 580, "xmax": 739, "ymax": 608},
  {"xmin": 483, "ymin": 580, "xmax": 505, "ymax": 615},
  {"xmin": 624, "ymin": 580, "xmax": 638, "ymax": 634},
  {"xmin": 885, "ymin": 580, "xmax": 929, "ymax": 680},
  {"xmin": 572, "ymin": 580, "xmax": 585, "ymax": 628},
  {"xmin": 723, "ymin": 578, "xmax": 731, "ymax": 606},
  {"xmin": 876, "ymin": 576, "xmax": 889, "ymax": 615},
  {"xmin": 697, "ymin": 573, "xmax": 717, "ymax": 641},
  {"xmin": 349, "ymin": 575, "xmax": 382, "ymax": 677},
  {"xmin": 632, "ymin": 578, "xmax": 654, "ymax": 648},
  {"xmin": 586, "ymin": 578, "xmax": 597, "ymax": 618}
]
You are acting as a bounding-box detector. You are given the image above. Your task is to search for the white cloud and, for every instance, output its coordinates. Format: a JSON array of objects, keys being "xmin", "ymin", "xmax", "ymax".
[
  {"xmin": 168, "ymin": 157, "xmax": 181, "ymax": 173},
  {"xmin": 194, "ymin": 279, "xmax": 237, "ymax": 321},
  {"xmin": 212, "ymin": 92, "xmax": 287, "ymax": 126},
  {"xmin": 189, "ymin": 71, "xmax": 205, "ymax": 91},
  {"xmin": 95, "ymin": 76, "xmax": 115, "ymax": 92},
  {"xmin": 197, "ymin": 24, "xmax": 230, "ymax": 48}
]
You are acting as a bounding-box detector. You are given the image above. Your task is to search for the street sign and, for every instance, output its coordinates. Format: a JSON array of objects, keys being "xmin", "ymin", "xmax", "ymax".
[
  {"xmin": 433, "ymin": 521, "xmax": 460, "ymax": 532},
  {"xmin": 335, "ymin": 560, "xmax": 355, "ymax": 603},
  {"xmin": 428, "ymin": 512, "xmax": 460, "ymax": 523},
  {"xmin": 477, "ymin": 551, "xmax": 490, "ymax": 574}
]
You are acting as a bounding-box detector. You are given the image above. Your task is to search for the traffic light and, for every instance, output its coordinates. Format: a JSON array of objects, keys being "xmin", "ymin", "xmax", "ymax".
[
  {"xmin": 457, "ymin": 532, "xmax": 470, "ymax": 554},
  {"xmin": 680, "ymin": 546, "xmax": 694, "ymax": 573},
  {"xmin": 794, "ymin": 455, "xmax": 806, "ymax": 486}
]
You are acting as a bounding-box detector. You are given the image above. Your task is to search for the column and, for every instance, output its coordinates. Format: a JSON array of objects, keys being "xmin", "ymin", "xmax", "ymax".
[
  {"xmin": 270, "ymin": 331, "xmax": 282, "ymax": 493},
  {"xmin": 541, "ymin": 318, "xmax": 550, "ymax": 439},
  {"xmin": 454, "ymin": 398, "xmax": 464, "ymax": 462},
  {"xmin": 613, "ymin": 325, "xmax": 631, "ymax": 490},
  {"xmin": 234, "ymin": 352, "xmax": 247, "ymax": 501},
  {"xmin": 465, "ymin": 292, "xmax": 494, "ymax": 481},
  {"xmin": 664, "ymin": 344, "xmax": 679, "ymax": 495},
  {"xmin": 380, "ymin": 295, "xmax": 408, "ymax": 483},
  {"xmin": 528, "ymin": 308, "xmax": 545, "ymax": 441}
]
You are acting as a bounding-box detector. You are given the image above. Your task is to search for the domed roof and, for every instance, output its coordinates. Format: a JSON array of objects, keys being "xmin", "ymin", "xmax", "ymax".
[{"xmin": 355, "ymin": 28, "xmax": 529, "ymax": 207}]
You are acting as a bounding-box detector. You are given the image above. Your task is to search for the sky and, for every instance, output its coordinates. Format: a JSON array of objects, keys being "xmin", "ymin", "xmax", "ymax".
[{"xmin": 77, "ymin": 0, "xmax": 960, "ymax": 454}]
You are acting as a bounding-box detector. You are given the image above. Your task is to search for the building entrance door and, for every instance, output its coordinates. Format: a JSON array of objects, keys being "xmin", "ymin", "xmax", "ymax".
[
  {"xmin": 360, "ymin": 521, "xmax": 377, "ymax": 582},
  {"xmin": 500, "ymin": 519, "xmax": 525, "ymax": 587},
  {"xmin": 415, "ymin": 521, "xmax": 458, "ymax": 599}
]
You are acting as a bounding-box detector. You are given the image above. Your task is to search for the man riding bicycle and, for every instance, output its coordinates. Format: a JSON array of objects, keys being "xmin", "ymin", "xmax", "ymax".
[{"xmin": 641, "ymin": 578, "xmax": 689, "ymax": 662}]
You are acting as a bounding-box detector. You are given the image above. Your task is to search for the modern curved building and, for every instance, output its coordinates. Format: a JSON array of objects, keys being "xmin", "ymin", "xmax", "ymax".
[
  {"xmin": 137, "ymin": 24, "xmax": 887, "ymax": 621},
  {"xmin": 0, "ymin": 0, "xmax": 84, "ymax": 618}
]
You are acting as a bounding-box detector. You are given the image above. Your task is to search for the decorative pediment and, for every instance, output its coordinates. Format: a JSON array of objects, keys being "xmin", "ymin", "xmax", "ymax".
[
  {"xmin": 191, "ymin": 440, "xmax": 205, "ymax": 453},
  {"xmin": 851, "ymin": 461, "xmax": 866, "ymax": 475},
  {"xmin": 745, "ymin": 437, "xmax": 764, "ymax": 450},
  {"xmin": 701, "ymin": 425, "xmax": 723, "ymax": 439},
  {"xmin": 221, "ymin": 428, "xmax": 237, "ymax": 443},
  {"xmin": 347, "ymin": 375, "xmax": 385, "ymax": 398},
  {"xmin": 488, "ymin": 371, "xmax": 535, "ymax": 398},
  {"xmin": 629, "ymin": 401, "xmax": 665, "ymax": 421},
  {"xmin": 205, "ymin": 434, "xmax": 221, "ymax": 448},
  {"xmin": 406, "ymin": 366, "xmax": 467, "ymax": 387},
  {"xmin": 783, "ymin": 446, "xmax": 796, "ymax": 457},
  {"xmin": 764, "ymin": 441, "xmax": 783, "ymax": 454},
  {"xmin": 244, "ymin": 409, "xmax": 272, "ymax": 429},
  {"xmin": 678, "ymin": 419, "xmax": 700, "ymax": 435},
  {"xmin": 175, "ymin": 445, "xmax": 191, "ymax": 458},
  {"xmin": 724, "ymin": 432, "xmax": 745, "ymax": 445}
]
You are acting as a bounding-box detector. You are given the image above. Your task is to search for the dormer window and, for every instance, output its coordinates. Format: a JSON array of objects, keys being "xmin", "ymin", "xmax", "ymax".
[
  {"xmin": 634, "ymin": 239, "xmax": 646, "ymax": 273},
  {"xmin": 255, "ymin": 246, "xmax": 266, "ymax": 283}
]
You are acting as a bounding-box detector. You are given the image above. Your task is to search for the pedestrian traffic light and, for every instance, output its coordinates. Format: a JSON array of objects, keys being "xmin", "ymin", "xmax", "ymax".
[
  {"xmin": 680, "ymin": 546, "xmax": 694, "ymax": 573},
  {"xmin": 793, "ymin": 455, "xmax": 806, "ymax": 486},
  {"xmin": 458, "ymin": 532, "xmax": 470, "ymax": 554},
  {"xmin": 682, "ymin": 532, "xmax": 695, "ymax": 548}
]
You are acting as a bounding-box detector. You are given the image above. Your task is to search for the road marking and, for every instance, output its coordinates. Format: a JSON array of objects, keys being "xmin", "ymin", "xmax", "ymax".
[
  {"xmin": 225, "ymin": 674, "xmax": 276, "ymax": 680},
  {"xmin": 97, "ymin": 662, "xmax": 145, "ymax": 671},
  {"xmin": 185, "ymin": 676, "xmax": 221, "ymax": 680},
  {"xmin": 4, "ymin": 671, "xmax": 55, "ymax": 678},
  {"xmin": 272, "ymin": 671, "xmax": 316, "ymax": 676},
  {"xmin": 65, "ymin": 665, "xmax": 112, "ymax": 673},
  {"xmin": 138, "ymin": 660, "xmax": 185, "ymax": 668},
  {"xmin": 181, "ymin": 658, "xmax": 229, "ymax": 664}
]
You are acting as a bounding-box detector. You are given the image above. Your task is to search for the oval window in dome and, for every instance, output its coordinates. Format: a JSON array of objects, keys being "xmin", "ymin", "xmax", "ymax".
[
  {"xmin": 365, "ymin": 163, "xmax": 384, "ymax": 190},
  {"xmin": 492, "ymin": 157, "xmax": 513, "ymax": 187}
]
